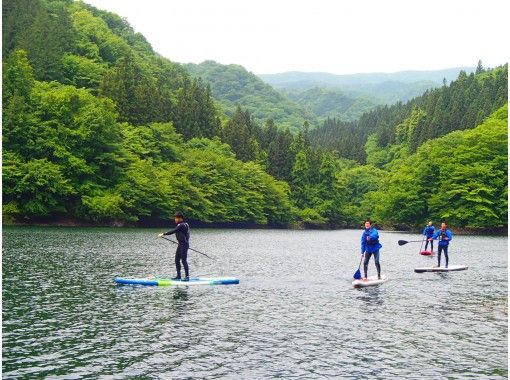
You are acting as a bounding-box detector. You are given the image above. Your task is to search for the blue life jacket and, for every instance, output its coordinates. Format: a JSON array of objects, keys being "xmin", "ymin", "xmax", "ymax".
[
  {"xmin": 423, "ymin": 225, "xmax": 435, "ymax": 238},
  {"xmin": 361, "ymin": 227, "xmax": 382, "ymax": 253},
  {"xmin": 432, "ymin": 229, "xmax": 453, "ymax": 246}
]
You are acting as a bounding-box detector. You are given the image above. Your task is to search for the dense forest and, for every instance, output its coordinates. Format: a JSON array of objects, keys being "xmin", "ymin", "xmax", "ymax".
[
  {"xmin": 2, "ymin": 0, "xmax": 508, "ymax": 230},
  {"xmin": 185, "ymin": 60, "xmax": 317, "ymax": 131},
  {"xmin": 310, "ymin": 63, "xmax": 508, "ymax": 162},
  {"xmin": 283, "ymin": 87, "xmax": 379, "ymax": 122}
]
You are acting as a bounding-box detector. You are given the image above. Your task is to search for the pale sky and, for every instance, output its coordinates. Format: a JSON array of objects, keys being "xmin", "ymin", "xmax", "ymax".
[{"xmin": 84, "ymin": 0, "xmax": 508, "ymax": 75}]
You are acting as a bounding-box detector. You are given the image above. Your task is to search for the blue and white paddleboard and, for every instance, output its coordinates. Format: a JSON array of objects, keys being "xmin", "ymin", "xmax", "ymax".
[{"xmin": 115, "ymin": 277, "xmax": 240, "ymax": 286}]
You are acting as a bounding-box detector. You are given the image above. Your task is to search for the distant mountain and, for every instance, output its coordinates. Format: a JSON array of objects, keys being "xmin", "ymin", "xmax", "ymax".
[
  {"xmin": 259, "ymin": 67, "xmax": 476, "ymax": 121},
  {"xmin": 185, "ymin": 60, "xmax": 316, "ymax": 130},
  {"xmin": 259, "ymin": 67, "xmax": 476, "ymax": 88},
  {"xmin": 284, "ymin": 87, "xmax": 379, "ymax": 122}
]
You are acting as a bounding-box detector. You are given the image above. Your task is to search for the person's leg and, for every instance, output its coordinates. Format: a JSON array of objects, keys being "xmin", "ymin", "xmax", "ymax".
[
  {"xmin": 174, "ymin": 247, "xmax": 182, "ymax": 279},
  {"xmin": 431, "ymin": 240, "xmax": 434, "ymax": 253},
  {"xmin": 424, "ymin": 240, "xmax": 429, "ymax": 251},
  {"xmin": 181, "ymin": 245, "xmax": 190, "ymax": 279},
  {"xmin": 363, "ymin": 253, "xmax": 372, "ymax": 279},
  {"xmin": 444, "ymin": 245, "xmax": 449, "ymax": 268},
  {"xmin": 374, "ymin": 250, "xmax": 381, "ymax": 279},
  {"xmin": 437, "ymin": 245, "xmax": 443, "ymax": 267}
]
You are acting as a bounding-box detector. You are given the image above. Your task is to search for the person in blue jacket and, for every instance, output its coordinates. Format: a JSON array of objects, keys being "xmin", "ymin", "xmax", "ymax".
[
  {"xmin": 361, "ymin": 219, "xmax": 383, "ymax": 280},
  {"xmin": 429, "ymin": 221, "xmax": 453, "ymax": 268},
  {"xmin": 422, "ymin": 221, "xmax": 435, "ymax": 252}
]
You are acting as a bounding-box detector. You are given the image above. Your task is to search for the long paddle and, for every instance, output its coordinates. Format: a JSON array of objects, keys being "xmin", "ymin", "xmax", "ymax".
[
  {"xmin": 397, "ymin": 239, "xmax": 424, "ymax": 246},
  {"xmin": 418, "ymin": 236, "xmax": 425, "ymax": 254},
  {"xmin": 160, "ymin": 236, "xmax": 215, "ymax": 260},
  {"xmin": 353, "ymin": 254, "xmax": 364, "ymax": 280}
]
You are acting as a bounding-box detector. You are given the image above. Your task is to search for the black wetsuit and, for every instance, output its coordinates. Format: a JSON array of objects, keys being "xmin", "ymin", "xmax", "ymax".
[{"xmin": 164, "ymin": 222, "xmax": 190, "ymax": 278}]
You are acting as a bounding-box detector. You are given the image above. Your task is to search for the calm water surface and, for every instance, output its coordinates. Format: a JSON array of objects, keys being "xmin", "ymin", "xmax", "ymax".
[{"xmin": 2, "ymin": 227, "xmax": 508, "ymax": 379}]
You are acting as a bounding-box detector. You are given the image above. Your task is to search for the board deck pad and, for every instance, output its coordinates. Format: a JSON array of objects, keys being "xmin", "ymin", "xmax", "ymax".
[
  {"xmin": 420, "ymin": 251, "xmax": 434, "ymax": 256},
  {"xmin": 115, "ymin": 277, "xmax": 240, "ymax": 286},
  {"xmin": 352, "ymin": 275, "xmax": 388, "ymax": 288},
  {"xmin": 414, "ymin": 265, "xmax": 468, "ymax": 273}
]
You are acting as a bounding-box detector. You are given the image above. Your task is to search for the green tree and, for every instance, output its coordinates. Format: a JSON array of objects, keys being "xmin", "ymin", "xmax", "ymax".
[
  {"xmin": 2, "ymin": 49, "xmax": 36, "ymax": 155},
  {"xmin": 221, "ymin": 106, "xmax": 260, "ymax": 162}
]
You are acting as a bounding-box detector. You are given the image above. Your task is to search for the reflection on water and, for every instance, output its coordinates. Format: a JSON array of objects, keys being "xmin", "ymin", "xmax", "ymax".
[
  {"xmin": 2, "ymin": 227, "xmax": 508, "ymax": 379},
  {"xmin": 355, "ymin": 286, "xmax": 384, "ymax": 307}
]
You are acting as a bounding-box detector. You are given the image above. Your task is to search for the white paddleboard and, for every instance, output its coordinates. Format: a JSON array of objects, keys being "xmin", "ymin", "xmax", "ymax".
[
  {"xmin": 352, "ymin": 275, "xmax": 388, "ymax": 288},
  {"xmin": 414, "ymin": 265, "xmax": 468, "ymax": 273}
]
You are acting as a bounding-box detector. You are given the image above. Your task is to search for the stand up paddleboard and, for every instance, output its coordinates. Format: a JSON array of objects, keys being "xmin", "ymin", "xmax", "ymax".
[
  {"xmin": 414, "ymin": 265, "xmax": 468, "ymax": 273},
  {"xmin": 352, "ymin": 275, "xmax": 388, "ymax": 288},
  {"xmin": 115, "ymin": 277, "xmax": 240, "ymax": 286},
  {"xmin": 420, "ymin": 250, "xmax": 434, "ymax": 256}
]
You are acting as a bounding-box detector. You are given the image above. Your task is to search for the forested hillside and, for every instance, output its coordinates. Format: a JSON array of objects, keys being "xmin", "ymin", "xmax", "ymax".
[
  {"xmin": 2, "ymin": 0, "xmax": 293, "ymax": 225},
  {"xmin": 3, "ymin": 0, "xmax": 220, "ymax": 139},
  {"xmin": 2, "ymin": 0, "xmax": 507, "ymax": 230},
  {"xmin": 260, "ymin": 69, "xmax": 476, "ymax": 122},
  {"xmin": 310, "ymin": 64, "xmax": 508, "ymax": 162},
  {"xmin": 185, "ymin": 60, "xmax": 316, "ymax": 131},
  {"xmin": 364, "ymin": 105, "xmax": 508, "ymax": 228},
  {"xmin": 284, "ymin": 87, "xmax": 379, "ymax": 122}
]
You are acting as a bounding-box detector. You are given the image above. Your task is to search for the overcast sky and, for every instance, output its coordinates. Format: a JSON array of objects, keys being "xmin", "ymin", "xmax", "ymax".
[{"xmin": 84, "ymin": 0, "xmax": 508, "ymax": 75}]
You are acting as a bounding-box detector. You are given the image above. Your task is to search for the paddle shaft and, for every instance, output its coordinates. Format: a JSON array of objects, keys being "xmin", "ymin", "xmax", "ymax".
[
  {"xmin": 419, "ymin": 237, "xmax": 425, "ymax": 253},
  {"xmin": 358, "ymin": 253, "xmax": 364, "ymax": 270},
  {"xmin": 160, "ymin": 236, "xmax": 215, "ymax": 260}
]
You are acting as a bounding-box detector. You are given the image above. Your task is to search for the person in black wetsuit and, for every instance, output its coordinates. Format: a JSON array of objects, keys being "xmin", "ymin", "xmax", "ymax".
[{"xmin": 158, "ymin": 212, "xmax": 190, "ymax": 281}]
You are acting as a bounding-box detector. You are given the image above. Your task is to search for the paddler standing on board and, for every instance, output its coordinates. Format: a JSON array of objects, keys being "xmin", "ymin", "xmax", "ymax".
[
  {"xmin": 422, "ymin": 221, "xmax": 435, "ymax": 253},
  {"xmin": 361, "ymin": 219, "xmax": 383, "ymax": 280},
  {"xmin": 158, "ymin": 212, "xmax": 190, "ymax": 281},
  {"xmin": 429, "ymin": 221, "xmax": 453, "ymax": 268}
]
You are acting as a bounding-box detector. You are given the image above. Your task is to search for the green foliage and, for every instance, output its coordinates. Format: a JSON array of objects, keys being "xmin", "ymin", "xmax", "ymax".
[
  {"xmin": 3, "ymin": 0, "xmax": 75, "ymax": 81},
  {"xmin": 185, "ymin": 60, "xmax": 316, "ymax": 131},
  {"xmin": 2, "ymin": 50, "xmax": 37, "ymax": 154},
  {"xmin": 2, "ymin": 0, "xmax": 506, "ymax": 230},
  {"xmin": 3, "ymin": 154, "xmax": 75, "ymax": 217},
  {"xmin": 367, "ymin": 105, "xmax": 508, "ymax": 228},
  {"xmin": 2, "ymin": 52, "xmax": 294, "ymax": 225},
  {"xmin": 221, "ymin": 106, "xmax": 261, "ymax": 162},
  {"xmin": 310, "ymin": 65, "xmax": 508, "ymax": 162},
  {"xmin": 338, "ymin": 165, "xmax": 386, "ymax": 225},
  {"xmin": 173, "ymin": 78, "xmax": 221, "ymax": 139},
  {"xmin": 81, "ymin": 191, "xmax": 127, "ymax": 222},
  {"xmin": 62, "ymin": 54, "xmax": 107, "ymax": 91},
  {"xmin": 285, "ymin": 87, "xmax": 380, "ymax": 122},
  {"xmin": 100, "ymin": 53, "xmax": 165, "ymax": 125},
  {"xmin": 69, "ymin": 6, "xmax": 130, "ymax": 64}
]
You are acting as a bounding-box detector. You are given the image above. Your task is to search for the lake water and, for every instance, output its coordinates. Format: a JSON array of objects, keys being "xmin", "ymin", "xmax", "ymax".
[{"xmin": 2, "ymin": 226, "xmax": 508, "ymax": 379}]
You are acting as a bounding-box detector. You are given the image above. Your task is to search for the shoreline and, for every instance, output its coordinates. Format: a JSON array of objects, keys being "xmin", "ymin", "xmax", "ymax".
[{"xmin": 2, "ymin": 218, "xmax": 508, "ymax": 236}]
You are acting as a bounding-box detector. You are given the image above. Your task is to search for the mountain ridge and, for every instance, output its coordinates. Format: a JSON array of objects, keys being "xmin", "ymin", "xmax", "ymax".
[{"xmin": 259, "ymin": 67, "xmax": 476, "ymax": 87}]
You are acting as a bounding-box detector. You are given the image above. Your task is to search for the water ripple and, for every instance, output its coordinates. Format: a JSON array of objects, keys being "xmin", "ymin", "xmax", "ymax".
[{"xmin": 2, "ymin": 227, "xmax": 507, "ymax": 379}]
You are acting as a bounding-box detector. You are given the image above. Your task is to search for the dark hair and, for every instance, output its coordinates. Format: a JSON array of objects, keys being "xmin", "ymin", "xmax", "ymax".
[
  {"xmin": 442, "ymin": 220, "xmax": 447, "ymax": 225},
  {"xmin": 174, "ymin": 212, "xmax": 184, "ymax": 219},
  {"xmin": 364, "ymin": 219, "xmax": 372, "ymax": 225}
]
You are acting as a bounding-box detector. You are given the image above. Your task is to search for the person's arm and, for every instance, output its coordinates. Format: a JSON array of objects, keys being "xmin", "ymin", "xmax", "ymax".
[
  {"xmin": 158, "ymin": 224, "xmax": 182, "ymax": 237},
  {"xmin": 430, "ymin": 231, "xmax": 439, "ymax": 241},
  {"xmin": 369, "ymin": 229, "xmax": 379, "ymax": 240},
  {"xmin": 423, "ymin": 227, "xmax": 427, "ymax": 236},
  {"xmin": 164, "ymin": 224, "xmax": 184, "ymax": 236},
  {"xmin": 445, "ymin": 230, "xmax": 453, "ymax": 241}
]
